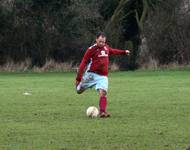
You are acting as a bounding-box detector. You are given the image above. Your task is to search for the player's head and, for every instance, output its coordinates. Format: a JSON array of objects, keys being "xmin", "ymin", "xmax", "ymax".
[{"xmin": 96, "ymin": 32, "xmax": 106, "ymax": 47}]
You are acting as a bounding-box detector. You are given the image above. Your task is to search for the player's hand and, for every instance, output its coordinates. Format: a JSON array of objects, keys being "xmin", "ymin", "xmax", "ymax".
[{"xmin": 125, "ymin": 50, "xmax": 130, "ymax": 55}]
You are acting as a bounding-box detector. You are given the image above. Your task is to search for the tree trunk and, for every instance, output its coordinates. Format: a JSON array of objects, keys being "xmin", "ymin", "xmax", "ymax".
[{"xmin": 105, "ymin": 0, "xmax": 150, "ymax": 69}]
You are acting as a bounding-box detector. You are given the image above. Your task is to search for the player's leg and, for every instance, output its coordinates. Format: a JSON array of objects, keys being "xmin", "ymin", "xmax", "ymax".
[
  {"xmin": 76, "ymin": 82, "xmax": 85, "ymax": 94},
  {"xmin": 76, "ymin": 72, "xmax": 96, "ymax": 94},
  {"xmin": 98, "ymin": 89, "xmax": 111, "ymax": 118},
  {"xmin": 94, "ymin": 75, "xmax": 110, "ymax": 118},
  {"xmin": 98, "ymin": 89, "xmax": 107, "ymax": 113}
]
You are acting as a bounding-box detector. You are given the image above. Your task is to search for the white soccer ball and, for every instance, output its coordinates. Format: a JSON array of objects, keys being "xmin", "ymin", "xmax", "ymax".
[{"xmin": 86, "ymin": 106, "xmax": 99, "ymax": 118}]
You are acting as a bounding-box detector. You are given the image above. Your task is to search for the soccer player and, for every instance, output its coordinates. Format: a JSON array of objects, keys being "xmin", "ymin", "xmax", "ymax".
[{"xmin": 76, "ymin": 32, "xmax": 130, "ymax": 118}]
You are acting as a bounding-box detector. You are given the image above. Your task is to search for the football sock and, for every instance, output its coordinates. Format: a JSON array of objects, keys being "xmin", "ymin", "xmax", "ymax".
[{"xmin": 99, "ymin": 96, "xmax": 107, "ymax": 113}]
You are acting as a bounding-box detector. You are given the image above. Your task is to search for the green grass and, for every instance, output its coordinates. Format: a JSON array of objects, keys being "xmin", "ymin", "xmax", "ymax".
[{"xmin": 0, "ymin": 71, "xmax": 189, "ymax": 150}]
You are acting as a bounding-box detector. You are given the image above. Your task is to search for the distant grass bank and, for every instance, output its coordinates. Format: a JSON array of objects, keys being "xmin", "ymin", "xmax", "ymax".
[{"xmin": 0, "ymin": 59, "xmax": 190, "ymax": 72}]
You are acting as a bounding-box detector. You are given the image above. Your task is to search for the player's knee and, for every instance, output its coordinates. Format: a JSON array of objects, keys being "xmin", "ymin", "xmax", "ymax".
[
  {"xmin": 76, "ymin": 88, "xmax": 85, "ymax": 94},
  {"xmin": 99, "ymin": 89, "xmax": 107, "ymax": 96},
  {"xmin": 76, "ymin": 90, "xmax": 82, "ymax": 94}
]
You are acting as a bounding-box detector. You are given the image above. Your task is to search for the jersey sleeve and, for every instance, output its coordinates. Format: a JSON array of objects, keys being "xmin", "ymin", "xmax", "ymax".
[
  {"xmin": 109, "ymin": 46, "xmax": 126, "ymax": 55},
  {"xmin": 76, "ymin": 48, "xmax": 92, "ymax": 82}
]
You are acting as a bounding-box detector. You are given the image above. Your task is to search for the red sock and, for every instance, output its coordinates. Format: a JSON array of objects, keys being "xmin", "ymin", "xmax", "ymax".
[{"xmin": 99, "ymin": 96, "xmax": 107, "ymax": 113}]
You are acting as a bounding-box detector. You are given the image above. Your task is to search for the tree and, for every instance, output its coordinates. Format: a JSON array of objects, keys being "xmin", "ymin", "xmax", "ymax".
[
  {"xmin": 105, "ymin": 0, "xmax": 150, "ymax": 69},
  {"xmin": 141, "ymin": 0, "xmax": 190, "ymax": 66},
  {"xmin": 0, "ymin": 0, "xmax": 104, "ymax": 66}
]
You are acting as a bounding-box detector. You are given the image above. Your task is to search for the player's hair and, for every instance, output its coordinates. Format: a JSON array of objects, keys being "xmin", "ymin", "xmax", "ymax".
[{"xmin": 96, "ymin": 32, "xmax": 106, "ymax": 39}]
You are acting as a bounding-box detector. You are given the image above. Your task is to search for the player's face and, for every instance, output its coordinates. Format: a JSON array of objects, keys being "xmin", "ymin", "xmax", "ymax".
[{"xmin": 96, "ymin": 36, "xmax": 106, "ymax": 47}]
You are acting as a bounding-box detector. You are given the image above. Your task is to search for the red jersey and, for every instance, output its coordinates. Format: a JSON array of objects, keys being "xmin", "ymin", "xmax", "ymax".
[{"xmin": 76, "ymin": 44, "xmax": 126, "ymax": 82}]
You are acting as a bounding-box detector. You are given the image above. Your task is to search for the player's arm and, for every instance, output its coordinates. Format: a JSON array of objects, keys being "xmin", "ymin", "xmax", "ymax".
[
  {"xmin": 76, "ymin": 48, "xmax": 91, "ymax": 86},
  {"xmin": 109, "ymin": 47, "xmax": 130, "ymax": 55}
]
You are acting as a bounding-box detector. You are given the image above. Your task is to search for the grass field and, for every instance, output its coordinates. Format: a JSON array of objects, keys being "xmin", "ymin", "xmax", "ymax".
[{"xmin": 0, "ymin": 70, "xmax": 190, "ymax": 150}]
